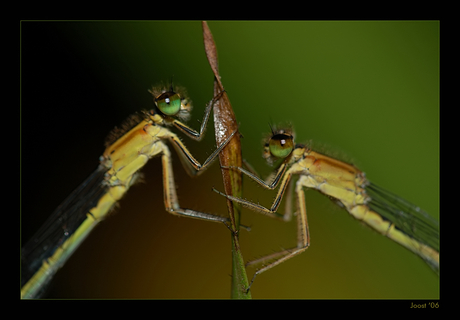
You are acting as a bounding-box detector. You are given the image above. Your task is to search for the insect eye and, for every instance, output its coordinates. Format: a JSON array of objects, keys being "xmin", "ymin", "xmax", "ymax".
[
  {"xmin": 269, "ymin": 133, "xmax": 294, "ymax": 158},
  {"xmin": 155, "ymin": 91, "xmax": 181, "ymax": 116}
]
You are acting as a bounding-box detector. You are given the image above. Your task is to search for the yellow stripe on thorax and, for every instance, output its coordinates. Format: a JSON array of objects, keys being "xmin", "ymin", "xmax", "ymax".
[
  {"xmin": 293, "ymin": 150, "xmax": 369, "ymax": 208},
  {"xmin": 293, "ymin": 149, "xmax": 438, "ymax": 270}
]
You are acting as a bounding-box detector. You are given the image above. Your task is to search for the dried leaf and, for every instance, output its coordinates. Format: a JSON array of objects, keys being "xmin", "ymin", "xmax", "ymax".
[{"xmin": 202, "ymin": 21, "xmax": 251, "ymax": 299}]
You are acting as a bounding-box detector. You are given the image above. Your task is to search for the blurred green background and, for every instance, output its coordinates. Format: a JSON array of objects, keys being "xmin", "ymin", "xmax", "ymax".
[{"xmin": 21, "ymin": 21, "xmax": 439, "ymax": 299}]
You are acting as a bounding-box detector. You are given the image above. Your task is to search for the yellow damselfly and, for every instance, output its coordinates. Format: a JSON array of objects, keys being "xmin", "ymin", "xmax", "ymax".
[
  {"xmin": 205, "ymin": 21, "xmax": 438, "ymax": 298},
  {"xmin": 22, "ymin": 20, "xmax": 438, "ymax": 298},
  {"xmin": 21, "ymin": 84, "xmax": 235, "ymax": 298},
  {"xmin": 214, "ymin": 126, "xmax": 439, "ymax": 292}
]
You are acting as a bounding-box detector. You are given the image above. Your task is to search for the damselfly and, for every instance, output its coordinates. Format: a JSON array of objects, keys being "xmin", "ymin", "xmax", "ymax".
[
  {"xmin": 21, "ymin": 84, "xmax": 234, "ymax": 298},
  {"xmin": 214, "ymin": 125, "xmax": 439, "ymax": 291}
]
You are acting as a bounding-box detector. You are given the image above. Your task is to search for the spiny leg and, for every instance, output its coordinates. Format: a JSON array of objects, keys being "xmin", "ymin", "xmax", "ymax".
[
  {"xmin": 212, "ymin": 166, "xmax": 292, "ymax": 221},
  {"xmin": 169, "ymin": 126, "xmax": 237, "ymax": 177},
  {"xmin": 160, "ymin": 143, "xmax": 226, "ymax": 223},
  {"xmin": 214, "ymin": 164, "xmax": 312, "ymax": 291},
  {"xmin": 172, "ymin": 90, "xmax": 226, "ymax": 141},
  {"xmin": 222, "ymin": 162, "xmax": 288, "ymax": 190},
  {"xmin": 245, "ymin": 177, "xmax": 310, "ymax": 292},
  {"xmin": 223, "ymin": 162, "xmax": 296, "ymax": 221},
  {"xmin": 160, "ymin": 127, "xmax": 238, "ymax": 223}
]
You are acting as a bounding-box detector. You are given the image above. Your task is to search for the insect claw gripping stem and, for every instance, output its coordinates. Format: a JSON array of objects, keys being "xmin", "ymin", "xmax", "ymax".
[{"xmin": 212, "ymin": 186, "xmax": 251, "ymax": 233}]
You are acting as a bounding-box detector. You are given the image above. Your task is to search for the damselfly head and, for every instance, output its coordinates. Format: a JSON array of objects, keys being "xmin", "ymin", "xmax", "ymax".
[
  {"xmin": 149, "ymin": 82, "xmax": 192, "ymax": 122},
  {"xmin": 263, "ymin": 124, "xmax": 295, "ymax": 164}
]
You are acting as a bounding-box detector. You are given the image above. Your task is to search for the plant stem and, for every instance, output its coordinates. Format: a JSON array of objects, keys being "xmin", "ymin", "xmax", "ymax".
[{"xmin": 202, "ymin": 21, "xmax": 251, "ymax": 299}]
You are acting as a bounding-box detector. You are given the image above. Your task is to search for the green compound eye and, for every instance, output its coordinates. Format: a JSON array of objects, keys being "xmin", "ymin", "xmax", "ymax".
[
  {"xmin": 156, "ymin": 91, "xmax": 181, "ymax": 116},
  {"xmin": 269, "ymin": 133, "xmax": 294, "ymax": 158}
]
